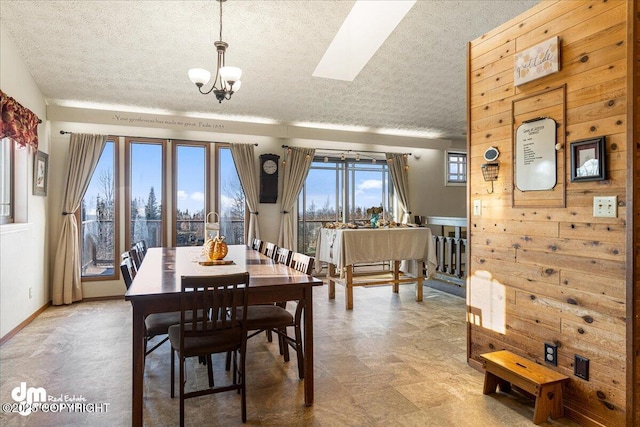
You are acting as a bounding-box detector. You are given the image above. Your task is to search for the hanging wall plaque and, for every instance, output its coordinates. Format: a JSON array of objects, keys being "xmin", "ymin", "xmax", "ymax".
[{"xmin": 515, "ymin": 117, "xmax": 557, "ymax": 191}]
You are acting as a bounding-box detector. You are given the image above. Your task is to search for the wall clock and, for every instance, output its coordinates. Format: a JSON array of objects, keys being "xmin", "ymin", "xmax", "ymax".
[{"xmin": 259, "ymin": 153, "xmax": 280, "ymax": 203}]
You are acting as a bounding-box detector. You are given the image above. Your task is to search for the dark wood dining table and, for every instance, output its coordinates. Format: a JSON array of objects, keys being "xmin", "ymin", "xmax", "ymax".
[{"xmin": 125, "ymin": 245, "xmax": 323, "ymax": 427}]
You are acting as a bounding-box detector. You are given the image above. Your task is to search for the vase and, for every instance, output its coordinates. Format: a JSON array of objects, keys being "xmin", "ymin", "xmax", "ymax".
[{"xmin": 370, "ymin": 213, "xmax": 379, "ymax": 228}]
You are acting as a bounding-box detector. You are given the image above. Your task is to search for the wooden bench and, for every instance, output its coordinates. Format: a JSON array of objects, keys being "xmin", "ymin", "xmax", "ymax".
[{"xmin": 480, "ymin": 350, "xmax": 569, "ymax": 425}]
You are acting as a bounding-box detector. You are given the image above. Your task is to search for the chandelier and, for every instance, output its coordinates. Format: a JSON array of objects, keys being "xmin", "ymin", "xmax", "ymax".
[{"xmin": 188, "ymin": 0, "xmax": 241, "ymax": 103}]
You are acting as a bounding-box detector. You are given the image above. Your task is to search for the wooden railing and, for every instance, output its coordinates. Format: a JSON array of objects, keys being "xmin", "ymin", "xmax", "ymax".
[{"xmin": 424, "ymin": 216, "xmax": 467, "ymax": 282}]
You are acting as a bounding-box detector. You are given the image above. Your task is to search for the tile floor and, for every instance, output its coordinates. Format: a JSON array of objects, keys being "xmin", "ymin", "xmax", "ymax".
[{"xmin": 0, "ymin": 283, "xmax": 581, "ymax": 426}]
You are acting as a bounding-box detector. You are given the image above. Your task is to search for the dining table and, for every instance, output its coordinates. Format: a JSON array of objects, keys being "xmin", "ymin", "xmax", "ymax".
[{"xmin": 124, "ymin": 245, "xmax": 323, "ymax": 427}]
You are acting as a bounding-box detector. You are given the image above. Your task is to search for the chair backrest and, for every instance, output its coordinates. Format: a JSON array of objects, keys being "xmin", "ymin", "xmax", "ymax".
[
  {"xmin": 263, "ymin": 242, "xmax": 278, "ymax": 259},
  {"xmin": 130, "ymin": 245, "xmax": 143, "ymax": 269},
  {"xmin": 179, "ymin": 273, "xmax": 250, "ymax": 346},
  {"xmin": 252, "ymin": 238, "xmax": 263, "ymax": 252},
  {"xmin": 120, "ymin": 256, "xmax": 136, "ymax": 289},
  {"xmin": 134, "ymin": 240, "xmax": 147, "ymax": 259},
  {"xmin": 276, "ymin": 247, "xmax": 292, "ymax": 265},
  {"xmin": 290, "ymin": 252, "xmax": 314, "ymax": 275}
]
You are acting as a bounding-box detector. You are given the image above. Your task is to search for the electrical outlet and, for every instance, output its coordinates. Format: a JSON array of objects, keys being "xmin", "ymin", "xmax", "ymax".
[
  {"xmin": 593, "ymin": 196, "xmax": 617, "ymax": 218},
  {"xmin": 544, "ymin": 343, "xmax": 557, "ymax": 366},
  {"xmin": 473, "ymin": 200, "xmax": 482, "ymax": 216},
  {"xmin": 29, "ymin": 287, "xmax": 32, "ymax": 299},
  {"xmin": 574, "ymin": 355, "xmax": 589, "ymax": 380}
]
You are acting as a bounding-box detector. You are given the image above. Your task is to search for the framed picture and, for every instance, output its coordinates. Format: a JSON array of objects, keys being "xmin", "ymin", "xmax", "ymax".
[
  {"xmin": 33, "ymin": 151, "xmax": 49, "ymax": 196},
  {"xmin": 570, "ymin": 136, "xmax": 606, "ymax": 182}
]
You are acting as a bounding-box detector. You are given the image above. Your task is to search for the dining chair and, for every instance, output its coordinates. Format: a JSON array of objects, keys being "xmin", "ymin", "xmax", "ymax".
[
  {"xmin": 290, "ymin": 252, "xmax": 315, "ymax": 275},
  {"xmin": 120, "ymin": 255, "xmax": 137, "ymax": 289},
  {"xmin": 263, "ymin": 242, "xmax": 278, "ymax": 259},
  {"xmin": 251, "ymin": 238, "xmax": 263, "ymax": 252},
  {"xmin": 276, "ymin": 247, "xmax": 292, "ymax": 265},
  {"xmin": 169, "ymin": 273, "xmax": 250, "ymax": 425},
  {"xmin": 230, "ymin": 251, "xmax": 310, "ymax": 380},
  {"xmin": 134, "ymin": 241, "xmax": 147, "ymax": 263},
  {"xmin": 120, "ymin": 251, "xmax": 198, "ymax": 359},
  {"xmin": 137, "ymin": 239, "xmax": 148, "ymax": 256},
  {"xmin": 130, "ymin": 245, "xmax": 143, "ymax": 270},
  {"xmin": 120, "ymin": 251, "xmax": 138, "ymax": 278}
]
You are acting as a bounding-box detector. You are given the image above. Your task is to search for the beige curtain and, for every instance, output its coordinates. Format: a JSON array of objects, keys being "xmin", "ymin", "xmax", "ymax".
[
  {"xmin": 230, "ymin": 143, "xmax": 261, "ymax": 243},
  {"xmin": 278, "ymin": 147, "xmax": 315, "ymax": 249},
  {"xmin": 52, "ymin": 133, "xmax": 107, "ymax": 305},
  {"xmin": 386, "ymin": 153, "xmax": 411, "ymax": 223}
]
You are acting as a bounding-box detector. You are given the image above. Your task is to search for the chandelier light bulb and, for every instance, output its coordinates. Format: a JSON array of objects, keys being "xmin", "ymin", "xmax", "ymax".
[
  {"xmin": 188, "ymin": 68, "xmax": 211, "ymax": 87},
  {"xmin": 220, "ymin": 66, "xmax": 242, "ymax": 84}
]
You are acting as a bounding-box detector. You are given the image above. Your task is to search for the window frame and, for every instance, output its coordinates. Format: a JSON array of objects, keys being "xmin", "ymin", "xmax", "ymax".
[
  {"xmin": 445, "ymin": 150, "xmax": 467, "ymax": 186},
  {"xmin": 78, "ymin": 137, "xmax": 120, "ymax": 281},
  {"xmin": 124, "ymin": 137, "xmax": 168, "ymax": 251},
  {"xmin": 171, "ymin": 140, "xmax": 210, "ymax": 246},
  {"xmin": 297, "ymin": 155, "xmax": 393, "ymax": 255},
  {"xmin": 0, "ymin": 138, "xmax": 15, "ymax": 225}
]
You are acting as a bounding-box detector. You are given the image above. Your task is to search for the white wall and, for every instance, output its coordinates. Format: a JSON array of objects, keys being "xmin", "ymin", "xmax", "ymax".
[
  {"xmin": 409, "ymin": 141, "xmax": 467, "ymax": 219},
  {"xmin": 0, "ymin": 24, "xmax": 50, "ymax": 338}
]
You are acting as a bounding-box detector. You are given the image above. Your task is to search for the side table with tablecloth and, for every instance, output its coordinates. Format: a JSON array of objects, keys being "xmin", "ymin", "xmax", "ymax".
[{"xmin": 315, "ymin": 227, "xmax": 436, "ymax": 309}]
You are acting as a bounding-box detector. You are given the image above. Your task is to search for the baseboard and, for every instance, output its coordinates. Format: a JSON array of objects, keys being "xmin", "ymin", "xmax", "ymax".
[
  {"xmin": 81, "ymin": 295, "xmax": 125, "ymax": 302},
  {"xmin": 564, "ymin": 405, "xmax": 608, "ymax": 427},
  {"xmin": 467, "ymin": 357, "xmax": 484, "ymax": 372},
  {"xmin": 0, "ymin": 301, "xmax": 51, "ymax": 345}
]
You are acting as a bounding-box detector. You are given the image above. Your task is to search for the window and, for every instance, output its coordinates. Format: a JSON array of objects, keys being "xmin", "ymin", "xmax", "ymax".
[
  {"xmin": 126, "ymin": 138, "xmax": 166, "ymax": 249},
  {"xmin": 217, "ymin": 146, "xmax": 245, "ymax": 245},
  {"xmin": 298, "ymin": 156, "xmax": 392, "ymax": 255},
  {"xmin": 80, "ymin": 140, "xmax": 119, "ymax": 279},
  {"xmin": 173, "ymin": 142, "xmax": 209, "ymax": 246},
  {"xmin": 446, "ymin": 151, "xmax": 467, "ymax": 185},
  {"xmin": 0, "ymin": 138, "xmax": 13, "ymax": 224},
  {"xmin": 75, "ymin": 136, "xmax": 245, "ymax": 283}
]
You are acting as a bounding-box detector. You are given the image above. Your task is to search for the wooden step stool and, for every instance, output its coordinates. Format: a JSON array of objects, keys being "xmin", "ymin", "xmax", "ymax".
[{"xmin": 480, "ymin": 350, "xmax": 569, "ymax": 425}]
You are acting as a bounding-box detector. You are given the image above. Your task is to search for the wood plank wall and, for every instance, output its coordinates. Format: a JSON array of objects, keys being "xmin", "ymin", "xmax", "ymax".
[
  {"xmin": 467, "ymin": 1, "xmax": 634, "ymax": 426},
  {"xmin": 631, "ymin": 2, "xmax": 639, "ymax": 426}
]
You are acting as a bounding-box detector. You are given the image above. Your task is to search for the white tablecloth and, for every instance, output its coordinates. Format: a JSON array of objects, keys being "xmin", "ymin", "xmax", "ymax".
[{"xmin": 315, "ymin": 227, "xmax": 436, "ymax": 278}]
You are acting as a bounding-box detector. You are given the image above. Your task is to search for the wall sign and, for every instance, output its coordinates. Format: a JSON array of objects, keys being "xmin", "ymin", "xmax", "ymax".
[
  {"xmin": 514, "ymin": 36, "xmax": 560, "ymax": 86},
  {"xmin": 515, "ymin": 117, "xmax": 557, "ymax": 191}
]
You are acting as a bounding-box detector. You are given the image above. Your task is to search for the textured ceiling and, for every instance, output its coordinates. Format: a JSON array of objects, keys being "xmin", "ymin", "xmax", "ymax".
[{"xmin": 0, "ymin": 0, "xmax": 538, "ymax": 141}]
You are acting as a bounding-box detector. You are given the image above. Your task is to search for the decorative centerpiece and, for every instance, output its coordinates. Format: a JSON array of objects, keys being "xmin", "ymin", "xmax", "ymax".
[
  {"xmin": 202, "ymin": 235, "xmax": 228, "ymax": 261},
  {"xmin": 366, "ymin": 206, "xmax": 383, "ymax": 228}
]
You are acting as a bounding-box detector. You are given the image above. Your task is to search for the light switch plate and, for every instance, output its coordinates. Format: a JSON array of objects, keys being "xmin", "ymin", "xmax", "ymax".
[
  {"xmin": 593, "ymin": 196, "xmax": 617, "ymax": 218},
  {"xmin": 473, "ymin": 200, "xmax": 481, "ymax": 216}
]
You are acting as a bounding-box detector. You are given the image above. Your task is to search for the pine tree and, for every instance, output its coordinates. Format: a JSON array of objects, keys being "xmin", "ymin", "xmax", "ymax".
[{"xmin": 145, "ymin": 187, "xmax": 159, "ymax": 220}]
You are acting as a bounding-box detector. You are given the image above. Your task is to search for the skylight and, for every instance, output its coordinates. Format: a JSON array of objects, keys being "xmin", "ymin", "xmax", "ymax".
[{"xmin": 312, "ymin": 0, "xmax": 416, "ymax": 82}]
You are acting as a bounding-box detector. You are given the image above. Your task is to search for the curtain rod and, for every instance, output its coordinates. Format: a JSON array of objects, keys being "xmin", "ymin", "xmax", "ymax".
[
  {"xmin": 281, "ymin": 144, "xmax": 411, "ymax": 156},
  {"xmin": 59, "ymin": 130, "xmax": 257, "ymax": 145}
]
